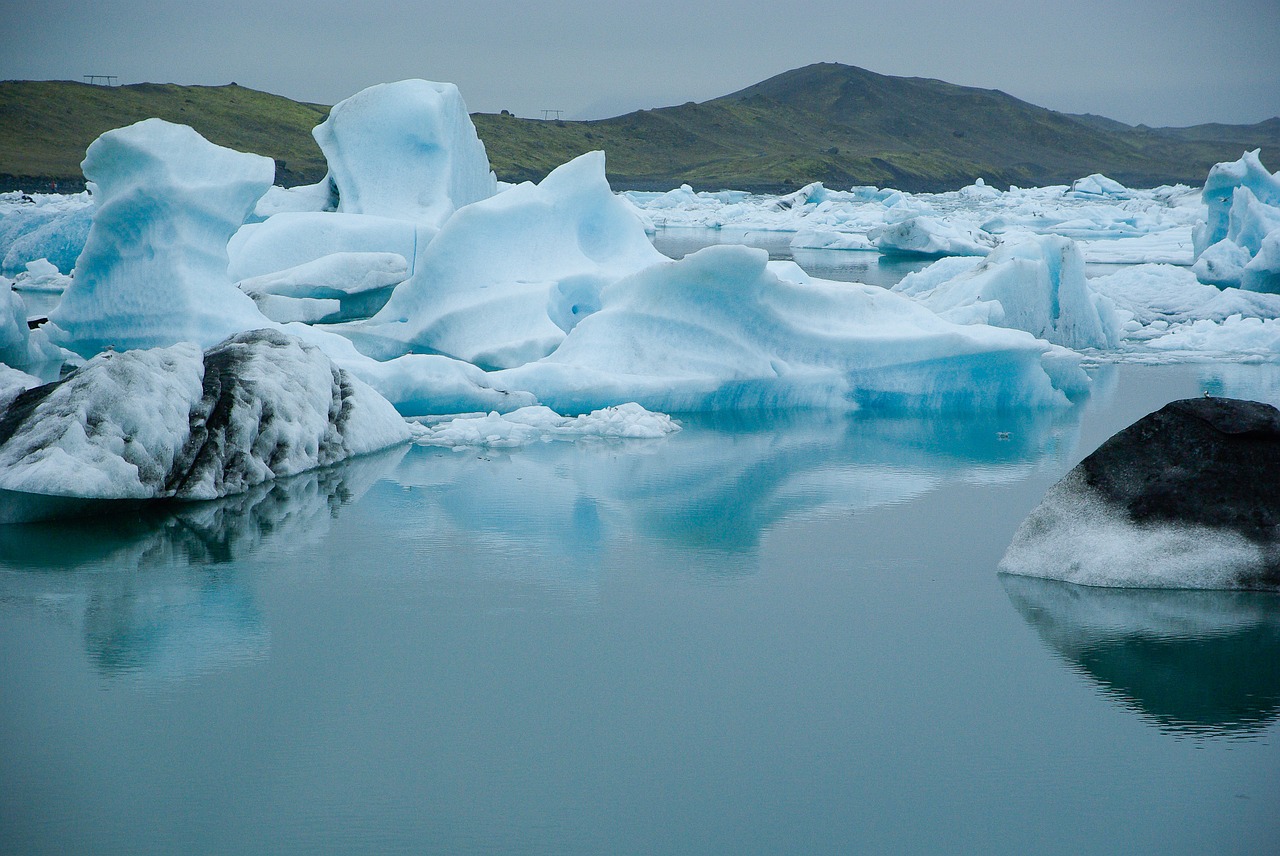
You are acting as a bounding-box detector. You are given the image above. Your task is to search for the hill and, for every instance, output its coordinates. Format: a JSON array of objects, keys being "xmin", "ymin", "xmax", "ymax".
[
  {"xmin": 0, "ymin": 80, "xmax": 329, "ymax": 191},
  {"xmin": 3, "ymin": 65, "xmax": 1278, "ymax": 193}
]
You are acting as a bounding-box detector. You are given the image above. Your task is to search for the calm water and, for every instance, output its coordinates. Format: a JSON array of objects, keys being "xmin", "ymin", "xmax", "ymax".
[{"xmin": 1, "ymin": 362, "xmax": 1278, "ymax": 855}]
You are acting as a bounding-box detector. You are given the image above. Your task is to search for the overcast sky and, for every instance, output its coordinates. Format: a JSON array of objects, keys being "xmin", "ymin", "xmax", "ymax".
[{"xmin": 3, "ymin": 0, "xmax": 1278, "ymax": 127}]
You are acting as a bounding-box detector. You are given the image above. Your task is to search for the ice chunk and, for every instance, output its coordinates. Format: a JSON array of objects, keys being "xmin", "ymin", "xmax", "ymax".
[
  {"xmin": 47, "ymin": 119, "xmax": 273, "ymax": 358},
  {"xmin": 227, "ymin": 211, "xmax": 430, "ymax": 282},
  {"xmin": 0, "ymin": 329, "xmax": 411, "ymax": 514},
  {"xmin": 12, "ymin": 258, "xmax": 72, "ymax": 293},
  {"xmin": 280, "ymin": 323, "xmax": 538, "ymax": 417},
  {"xmin": 236, "ymin": 252, "xmax": 408, "ymax": 299},
  {"xmin": 1193, "ymin": 238, "xmax": 1254, "ymax": 287},
  {"xmin": 251, "ymin": 177, "xmax": 337, "ymax": 218},
  {"xmin": 789, "ymin": 229, "xmax": 874, "ymax": 251},
  {"xmin": 892, "ymin": 236, "xmax": 1124, "ymax": 350},
  {"xmin": 871, "ymin": 215, "xmax": 996, "ymax": 257},
  {"xmin": 412, "ymin": 402, "xmax": 679, "ymax": 448},
  {"xmin": 1, "ymin": 278, "xmax": 64, "ymax": 368},
  {"xmin": 249, "ymin": 293, "xmax": 341, "ymax": 323},
  {"xmin": 0, "ymin": 193, "xmax": 94, "ymax": 273},
  {"xmin": 1147, "ymin": 315, "xmax": 1280, "ymax": 356},
  {"xmin": 313, "ymin": 79, "xmax": 496, "ymax": 227},
  {"xmin": 1068, "ymin": 174, "xmax": 1130, "ymax": 198},
  {"xmin": 1000, "ymin": 397, "xmax": 1280, "ymax": 590},
  {"xmin": 1090, "ymin": 264, "xmax": 1280, "ymax": 335},
  {"xmin": 495, "ymin": 244, "xmax": 1086, "ymax": 414},
  {"xmin": 1243, "ymin": 230, "xmax": 1280, "ymax": 293},
  {"xmin": 351, "ymin": 151, "xmax": 666, "ymax": 369},
  {"xmin": 0, "ymin": 363, "xmax": 40, "ymax": 411},
  {"xmin": 1193, "ymin": 150, "xmax": 1280, "ymax": 258}
]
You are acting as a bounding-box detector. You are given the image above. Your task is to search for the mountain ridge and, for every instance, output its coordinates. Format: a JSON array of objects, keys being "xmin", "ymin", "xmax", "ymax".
[{"xmin": 2, "ymin": 63, "xmax": 1277, "ymax": 193}]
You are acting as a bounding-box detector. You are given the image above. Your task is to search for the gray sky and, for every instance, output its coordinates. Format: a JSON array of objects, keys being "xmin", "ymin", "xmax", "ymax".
[{"xmin": 3, "ymin": 0, "xmax": 1278, "ymax": 127}]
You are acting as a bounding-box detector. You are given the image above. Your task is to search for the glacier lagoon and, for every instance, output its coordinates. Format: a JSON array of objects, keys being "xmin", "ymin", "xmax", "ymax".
[{"xmin": 1, "ymin": 360, "xmax": 1277, "ymax": 855}]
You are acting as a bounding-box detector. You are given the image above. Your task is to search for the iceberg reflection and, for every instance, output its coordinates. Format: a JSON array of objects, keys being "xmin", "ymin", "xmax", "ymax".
[
  {"xmin": 395, "ymin": 406, "xmax": 1083, "ymax": 574},
  {"xmin": 1001, "ymin": 574, "xmax": 1280, "ymax": 736},
  {"xmin": 0, "ymin": 447, "xmax": 404, "ymax": 679}
]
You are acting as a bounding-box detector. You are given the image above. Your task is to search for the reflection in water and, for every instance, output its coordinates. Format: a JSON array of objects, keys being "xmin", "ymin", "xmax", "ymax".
[
  {"xmin": 394, "ymin": 406, "xmax": 1085, "ymax": 580},
  {"xmin": 1001, "ymin": 574, "xmax": 1280, "ymax": 737},
  {"xmin": 0, "ymin": 447, "xmax": 405, "ymax": 679}
]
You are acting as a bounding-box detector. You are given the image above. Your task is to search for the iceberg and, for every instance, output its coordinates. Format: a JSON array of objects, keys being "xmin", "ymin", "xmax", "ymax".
[
  {"xmin": 0, "ymin": 329, "xmax": 411, "ymax": 517},
  {"xmin": 871, "ymin": 215, "xmax": 996, "ymax": 257},
  {"xmin": 313, "ymin": 79, "xmax": 496, "ymax": 227},
  {"xmin": 1067, "ymin": 174, "xmax": 1130, "ymax": 198},
  {"xmin": 227, "ymin": 211, "xmax": 431, "ymax": 283},
  {"xmin": 0, "ymin": 191, "xmax": 94, "ymax": 273},
  {"xmin": 351, "ymin": 151, "xmax": 666, "ymax": 369},
  {"xmin": 495, "ymin": 244, "xmax": 1087, "ymax": 414},
  {"xmin": 892, "ymin": 236, "xmax": 1124, "ymax": 350},
  {"xmin": 1191, "ymin": 151, "xmax": 1280, "ymax": 292},
  {"xmin": 47, "ymin": 119, "xmax": 274, "ymax": 358}
]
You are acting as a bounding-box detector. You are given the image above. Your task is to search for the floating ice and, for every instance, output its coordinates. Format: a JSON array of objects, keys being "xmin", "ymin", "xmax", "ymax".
[
  {"xmin": 496, "ymin": 244, "xmax": 1087, "ymax": 413},
  {"xmin": 0, "ymin": 329, "xmax": 411, "ymax": 515},
  {"xmin": 11, "ymin": 258, "xmax": 72, "ymax": 293},
  {"xmin": 237, "ymin": 252, "xmax": 408, "ymax": 300},
  {"xmin": 1090, "ymin": 264, "xmax": 1280, "ymax": 340},
  {"xmin": 352, "ymin": 151, "xmax": 667, "ymax": 369},
  {"xmin": 313, "ymin": 79, "xmax": 496, "ymax": 227},
  {"xmin": 47, "ymin": 119, "xmax": 274, "ymax": 358},
  {"xmin": 0, "ymin": 191, "xmax": 94, "ymax": 273},
  {"xmin": 1, "ymin": 278, "xmax": 64, "ymax": 368},
  {"xmin": 1192, "ymin": 151, "xmax": 1280, "ymax": 292},
  {"xmin": 892, "ymin": 236, "xmax": 1124, "ymax": 350},
  {"xmin": 1068, "ymin": 174, "xmax": 1130, "ymax": 198},
  {"xmin": 227, "ymin": 211, "xmax": 431, "ymax": 283},
  {"xmin": 279, "ymin": 323, "xmax": 537, "ymax": 417},
  {"xmin": 413, "ymin": 402, "xmax": 680, "ymax": 448},
  {"xmin": 871, "ymin": 215, "xmax": 996, "ymax": 257}
]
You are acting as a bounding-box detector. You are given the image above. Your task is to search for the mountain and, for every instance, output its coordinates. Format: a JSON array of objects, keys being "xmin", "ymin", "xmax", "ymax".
[{"xmin": 3, "ymin": 64, "xmax": 1278, "ymax": 194}]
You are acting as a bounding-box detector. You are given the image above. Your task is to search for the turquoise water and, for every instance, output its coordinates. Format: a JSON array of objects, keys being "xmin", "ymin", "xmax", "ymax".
[{"xmin": 1, "ymin": 362, "xmax": 1278, "ymax": 854}]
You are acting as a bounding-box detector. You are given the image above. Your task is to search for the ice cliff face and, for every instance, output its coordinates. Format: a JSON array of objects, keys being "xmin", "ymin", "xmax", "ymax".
[{"xmin": 0, "ymin": 329, "xmax": 410, "ymax": 512}]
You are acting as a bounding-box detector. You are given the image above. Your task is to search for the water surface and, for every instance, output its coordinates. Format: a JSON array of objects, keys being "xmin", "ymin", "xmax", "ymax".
[{"xmin": 1, "ymin": 362, "xmax": 1277, "ymax": 854}]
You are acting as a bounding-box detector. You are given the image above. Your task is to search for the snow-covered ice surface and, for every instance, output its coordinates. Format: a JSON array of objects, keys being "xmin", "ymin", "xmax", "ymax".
[{"xmin": 0, "ymin": 330, "xmax": 410, "ymax": 516}]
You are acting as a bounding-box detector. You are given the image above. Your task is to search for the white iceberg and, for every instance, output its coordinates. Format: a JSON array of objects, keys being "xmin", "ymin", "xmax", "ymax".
[
  {"xmin": 1192, "ymin": 151, "xmax": 1280, "ymax": 292},
  {"xmin": 495, "ymin": 244, "xmax": 1087, "ymax": 414},
  {"xmin": 313, "ymin": 79, "xmax": 496, "ymax": 227},
  {"xmin": 351, "ymin": 151, "xmax": 666, "ymax": 369},
  {"xmin": 47, "ymin": 119, "xmax": 274, "ymax": 358},
  {"xmin": 871, "ymin": 215, "xmax": 996, "ymax": 257},
  {"xmin": 892, "ymin": 236, "xmax": 1124, "ymax": 350},
  {"xmin": 227, "ymin": 211, "xmax": 431, "ymax": 283},
  {"xmin": 0, "ymin": 191, "xmax": 94, "ymax": 273}
]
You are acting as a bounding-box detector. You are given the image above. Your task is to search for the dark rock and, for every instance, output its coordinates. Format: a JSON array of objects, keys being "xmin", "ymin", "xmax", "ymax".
[
  {"xmin": 1079, "ymin": 397, "xmax": 1280, "ymax": 542},
  {"xmin": 1000, "ymin": 397, "xmax": 1280, "ymax": 590}
]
